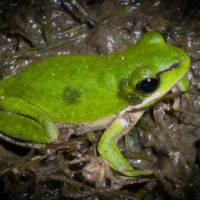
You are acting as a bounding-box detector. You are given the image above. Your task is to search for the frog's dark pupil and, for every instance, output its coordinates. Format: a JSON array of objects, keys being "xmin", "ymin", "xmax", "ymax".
[{"xmin": 137, "ymin": 77, "xmax": 159, "ymax": 94}]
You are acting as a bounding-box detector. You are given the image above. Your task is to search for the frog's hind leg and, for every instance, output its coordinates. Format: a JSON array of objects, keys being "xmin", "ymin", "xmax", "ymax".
[{"xmin": 0, "ymin": 96, "xmax": 58, "ymax": 146}]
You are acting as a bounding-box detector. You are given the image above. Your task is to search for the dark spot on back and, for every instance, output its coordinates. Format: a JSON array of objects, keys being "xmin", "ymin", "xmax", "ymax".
[{"xmin": 62, "ymin": 86, "xmax": 82, "ymax": 105}]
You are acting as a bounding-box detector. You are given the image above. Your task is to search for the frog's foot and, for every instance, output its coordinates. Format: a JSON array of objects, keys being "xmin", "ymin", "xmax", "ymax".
[
  {"xmin": 0, "ymin": 96, "xmax": 58, "ymax": 145},
  {"xmin": 56, "ymin": 122, "xmax": 90, "ymax": 141}
]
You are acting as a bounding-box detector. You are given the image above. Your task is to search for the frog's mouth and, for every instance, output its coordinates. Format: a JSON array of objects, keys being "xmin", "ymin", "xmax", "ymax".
[{"xmin": 123, "ymin": 91, "xmax": 164, "ymax": 113}]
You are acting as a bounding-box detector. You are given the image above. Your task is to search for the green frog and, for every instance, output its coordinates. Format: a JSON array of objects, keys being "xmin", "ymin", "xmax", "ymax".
[{"xmin": 0, "ymin": 31, "xmax": 190, "ymax": 176}]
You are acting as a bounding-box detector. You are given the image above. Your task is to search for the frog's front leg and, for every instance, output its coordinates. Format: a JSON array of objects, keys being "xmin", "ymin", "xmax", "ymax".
[
  {"xmin": 0, "ymin": 96, "xmax": 58, "ymax": 148},
  {"xmin": 97, "ymin": 110, "xmax": 153, "ymax": 176}
]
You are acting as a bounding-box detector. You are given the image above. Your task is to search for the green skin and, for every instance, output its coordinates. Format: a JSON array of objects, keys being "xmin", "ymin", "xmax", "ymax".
[{"xmin": 0, "ymin": 32, "xmax": 190, "ymax": 176}]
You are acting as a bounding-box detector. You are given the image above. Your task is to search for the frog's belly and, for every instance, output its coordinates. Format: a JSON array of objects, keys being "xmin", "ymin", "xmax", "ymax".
[{"xmin": 55, "ymin": 114, "xmax": 117, "ymax": 134}]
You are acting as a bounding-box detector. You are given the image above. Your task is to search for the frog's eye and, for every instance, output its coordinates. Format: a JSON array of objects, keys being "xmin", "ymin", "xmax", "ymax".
[{"xmin": 136, "ymin": 76, "xmax": 159, "ymax": 94}]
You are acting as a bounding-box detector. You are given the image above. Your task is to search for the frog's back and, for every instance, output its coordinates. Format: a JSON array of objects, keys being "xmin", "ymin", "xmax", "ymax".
[{"xmin": 0, "ymin": 55, "xmax": 131, "ymax": 123}]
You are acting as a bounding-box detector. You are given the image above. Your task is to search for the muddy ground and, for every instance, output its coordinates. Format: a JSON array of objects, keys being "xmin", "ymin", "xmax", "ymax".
[{"xmin": 0, "ymin": 0, "xmax": 200, "ymax": 199}]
